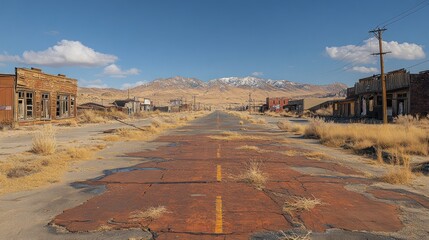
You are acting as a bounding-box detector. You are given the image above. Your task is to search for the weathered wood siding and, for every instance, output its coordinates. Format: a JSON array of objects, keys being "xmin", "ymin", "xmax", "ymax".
[{"xmin": 355, "ymin": 69, "xmax": 410, "ymax": 94}]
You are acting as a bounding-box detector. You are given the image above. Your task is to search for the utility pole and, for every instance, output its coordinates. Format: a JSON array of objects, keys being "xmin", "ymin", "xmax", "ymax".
[
  {"xmin": 193, "ymin": 95, "xmax": 196, "ymax": 111},
  {"xmin": 248, "ymin": 92, "xmax": 252, "ymax": 114},
  {"xmin": 370, "ymin": 27, "xmax": 390, "ymax": 124}
]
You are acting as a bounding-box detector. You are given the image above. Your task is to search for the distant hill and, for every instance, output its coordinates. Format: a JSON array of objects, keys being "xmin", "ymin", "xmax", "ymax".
[{"xmin": 78, "ymin": 76, "xmax": 347, "ymax": 108}]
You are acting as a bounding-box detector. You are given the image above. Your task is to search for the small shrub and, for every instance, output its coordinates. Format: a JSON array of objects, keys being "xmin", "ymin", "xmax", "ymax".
[
  {"xmin": 283, "ymin": 196, "xmax": 322, "ymax": 214},
  {"xmin": 7, "ymin": 166, "xmax": 37, "ymax": 178},
  {"xmin": 66, "ymin": 147, "xmax": 93, "ymax": 160},
  {"xmin": 236, "ymin": 161, "xmax": 268, "ymax": 190},
  {"xmin": 32, "ymin": 125, "xmax": 57, "ymax": 155}
]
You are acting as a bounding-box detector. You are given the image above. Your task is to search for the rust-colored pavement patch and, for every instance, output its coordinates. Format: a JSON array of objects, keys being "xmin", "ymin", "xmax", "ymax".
[{"xmin": 52, "ymin": 112, "xmax": 409, "ymax": 239}]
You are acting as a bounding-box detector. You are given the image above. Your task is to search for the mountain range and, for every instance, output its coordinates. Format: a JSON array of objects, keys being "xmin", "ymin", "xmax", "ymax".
[{"xmin": 78, "ymin": 76, "xmax": 347, "ymax": 108}]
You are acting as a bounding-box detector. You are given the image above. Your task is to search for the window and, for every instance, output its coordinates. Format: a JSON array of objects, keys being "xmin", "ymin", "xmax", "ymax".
[
  {"xmin": 17, "ymin": 91, "xmax": 33, "ymax": 120},
  {"xmin": 26, "ymin": 92, "xmax": 33, "ymax": 118},
  {"xmin": 334, "ymin": 103, "xmax": 338, "ymax": 111},
  {"xmin": 41, "ymin": 93, "xmax": 50, "ymax": 119},
  {"xmin": 70, "ymin": 96, "xmax": 75, "ymax": 116},
  {"xmin": 56, "ymin": 94, "xmax": 70, "ymax": 118}
]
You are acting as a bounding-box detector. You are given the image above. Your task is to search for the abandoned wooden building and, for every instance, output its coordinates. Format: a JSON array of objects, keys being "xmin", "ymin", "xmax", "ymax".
[
  {"xmin": 333, "ymin": 69, "xmax": 429, "ymax": 119},
  {"xmin": 113, "ymin": 97, "xmax": 141, "ymax": 115},
  {"xmin": 284, "ymin": 98, "xmax": 335, "ymax": 114},
  {"xmin": 0, "ymin": 67, "xmax": 77, "ymax": 126}
]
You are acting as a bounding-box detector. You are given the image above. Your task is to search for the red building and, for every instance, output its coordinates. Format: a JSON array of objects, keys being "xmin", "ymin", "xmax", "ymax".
[{"xmin": 266, "ymin": 97, "xmax": 289, "ymax": 112}]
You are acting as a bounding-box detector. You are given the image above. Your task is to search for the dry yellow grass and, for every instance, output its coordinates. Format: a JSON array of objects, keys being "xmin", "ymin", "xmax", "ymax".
[
  {"xmin": 283, "ymin": 196, "xmax": 322, "ymax": 214},
  {"xmin": 378, "ymin": 150, "xmax": 414, "ymax": 185},
  {"xmin": 379, "ymin": 167, "xmax": 413, "ymax": 185},
  {"xmin": 78, "ymin": 110, "xmax": 107, "ymax": 123},
  {"xmin": 0, "ymin": 145, "xmax": 103, "ymax": 195},
  {"xmin": 32, "ymin": 125, "xmax": 57, "ymax": 155},
  {"xmin": 279, "ymin": 230, "xmax": 311, "ymax": 240},
  {"xmin": 102, "ymin": 112, "xmax": 208, "ymax": 142},
  {"xmin": 303, "ymin": 151, "xmax": 331, "ymax": 161},
  {"xmin": 209, "ymin": 131, "xmax": 269, "ymax": 141},
  {"xmin": 250, "ymin": 118, "xmax": 267, "ymax": 125},
  {"xmin": 304, "ymin": 118, "xmax": 429, "ymax": 156},
  {"xmin": 129, "ymin": 206, "xmax": 168, "ymax": 221},
  {"xmin": 235, "ymin": 161, "xmax": 268, "ymax": 190},
  {"xmin": 277, "ymin": 121, "xmax": 306, "ymax": 135},
  {"xmin": 236, "ymin": 145, "xmax": 271, "ymax": 153},
  {"xmin": 65, "ymin": 147, "xmax": 94, "ymax": 160},
  {"xmin": 281, "ymin": 150, "xmax": 300, "ymax": 157},
  {"xmin": 239, "ymin": 120, "xmax": 244, "ymax": 125}
]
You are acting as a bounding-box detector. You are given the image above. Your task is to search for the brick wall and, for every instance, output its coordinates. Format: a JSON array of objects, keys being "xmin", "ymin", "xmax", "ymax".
[
  {"xmin": 410, "ymin": 72, "xmax": 429, "ymax": 115},
  {"xmin": 16, "ymin": 68, "xmax": 78, "ymax": 122},
  {"xmin": 266, "ymin": 97, "xmax": 289, "ymax": 111}
]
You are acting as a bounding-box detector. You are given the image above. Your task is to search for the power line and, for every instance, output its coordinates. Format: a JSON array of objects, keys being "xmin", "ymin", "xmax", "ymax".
[
  {"xmin": 376, "ymin": 0, "xmax": 429, "ymax": 27},
  {"xmin": 406, "ymin": 59, "xmax": 429, "ymax": 70}
]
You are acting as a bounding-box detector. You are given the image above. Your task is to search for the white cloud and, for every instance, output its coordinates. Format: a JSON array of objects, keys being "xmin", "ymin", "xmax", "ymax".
[
  {"xmin": 347, "ymin": 66, "xmax": 379, "ymax": 73},
  {"xmin": 0, "ymin": 54, "xmax": 22, "ymax": 63},
  {"xmin": 0, "ymin": 40, "xmax": 117, "ymax": 67},
  {"xmin": 326, "ymin": 38, "xmax": 425, "ymax": 64},
  {"xmin": 79, "ymin": 79, "xmax": 109, "ymax": 88},
  {"xmin": 121, "ymin": 80, "xmax": 147, "ymax": 90},
  {"xmin": 103, "ymin": 64, "xmax": 140, "ymax": 78},
  {"xmin": 251, "ymin": 71, "xmax": 263, "ymax": 77}
]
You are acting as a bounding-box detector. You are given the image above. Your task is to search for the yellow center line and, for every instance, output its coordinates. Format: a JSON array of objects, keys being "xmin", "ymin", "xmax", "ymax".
[
  {"xmin": 216, "ymin": 165, "xmax": 222, "ymax": 182},
  {"xmin": 215, "ymin": 196, "xmax": 223, "ymax": 233},
  {"xmin": 216, "ymin": 144, "xmax": 221, "ymax": 159}
]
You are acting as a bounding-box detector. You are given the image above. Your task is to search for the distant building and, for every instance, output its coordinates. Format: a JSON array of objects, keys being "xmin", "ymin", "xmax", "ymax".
[
  {"xmin": 77, "ymin": 102, "xmax": 117, "ymax": 112},
  {"xmin": 0, "ymin": 67, "xmax": 77, "ymax": 126},
  {"xmin": 113, "ymin": 97, "xmax": 141, "ymax": 115},
  {"xmin": 266, "ymin": 97, "xmax": 289, "ymax": 112},
  {"xmin": 284, "ymin": 98, "xmax": 334, "ymax": 114},
  {"xmin": 140, "ymin": 98, "xmax": 152, "ymax": 111},
  {"xmin": 333, "ymin": 69, "xmax": 429, "ymax": 119}
]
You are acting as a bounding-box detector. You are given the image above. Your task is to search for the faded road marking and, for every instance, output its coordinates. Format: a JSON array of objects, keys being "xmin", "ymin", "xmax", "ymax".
[
  {"xmin": 217, "ymin": 165, "xmax": 222, "ymax": 182},
  {"xmin": 215, "ymin": 196, "xmax": 223, "ymax": 233},
  {"xmin": 216, "ymin": 144, "xmax": 221, "ymax": 158}
]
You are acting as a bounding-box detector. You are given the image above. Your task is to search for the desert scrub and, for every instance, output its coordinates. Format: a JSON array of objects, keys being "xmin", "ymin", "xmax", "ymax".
[
  {"xmin": 283, "ymin": 196, "xmax": 322, "ymax": 214},
  {"xmin": 277, "ymin": 121, "xmax": 306, "ymax": 135},
  {"xmin": 32, "ymin": 125, "xmax": 57, "ymax": 155},
  {"xmin": 304, "ymin": 118, "xmax": 429, "ymax": 156},
  {"xmin": 235, "ymin": 160, "xmax": 268, "ymax": 190}
]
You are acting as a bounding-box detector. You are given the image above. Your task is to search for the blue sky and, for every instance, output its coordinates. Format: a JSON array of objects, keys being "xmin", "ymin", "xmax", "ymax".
[{"xmin": 0, "ymin": 0, "xmax": 428, "ymax": 88}]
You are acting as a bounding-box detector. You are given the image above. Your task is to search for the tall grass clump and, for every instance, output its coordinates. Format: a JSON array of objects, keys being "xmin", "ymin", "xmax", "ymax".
[
  {"xmin": 32, "ymin": 125, "xmax": 57, "ymax": 155},
  {"xmin": 277, "ymin": 121, "xmax": 306, "ymax": 135},
  {"xmin": 378, "ymin": 149, "xmax": 414, "ymax": 185},
  {"xmin": 235, "ymin": 160, "xmax": 268, "ymax": 190}
]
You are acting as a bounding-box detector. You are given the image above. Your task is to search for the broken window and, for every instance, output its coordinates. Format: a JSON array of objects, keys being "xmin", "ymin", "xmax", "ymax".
[
  {"xmin": 17, "ymin": 91, "xmax": 25, "ymax": 120},
  {"xmin": 26, "ymin": 92, "xmax": 33, "ymax": 118},
  {"xmin": 16, "ymin": 91, "xmax": 34, "ymax": 120},
  {"xmin": 41, "ymin": 93, "xmax": 50, "ymax": 119},
  {"xmin": 56, "ymin": 94, "xmax": 70, "ymax": 118},
  {"xmin": 369, "ymin": 98, "xmax": 374, "ymax": 112},
  {"xmin": 70, "ymin": 96, "xmax": 75, "ymax": 116}
]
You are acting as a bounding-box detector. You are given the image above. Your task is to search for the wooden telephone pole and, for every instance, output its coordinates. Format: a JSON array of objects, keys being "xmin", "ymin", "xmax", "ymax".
[
  {"xmin": 248, "ymin": 92, "xmax": 252, "ymax": 114},
  {"xmin": 370, "ymin": 27, "xmax": 390, "ymax": 124}
]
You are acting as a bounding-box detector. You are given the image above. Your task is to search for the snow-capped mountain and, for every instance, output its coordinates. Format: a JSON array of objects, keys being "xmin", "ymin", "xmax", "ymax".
[
  {"xmin": 79, "ymin": 75, "xmax": 347, "ymax": 106},
  {"xmin": 143, "ymin": 76, "xmax": 207, "ymax": 89}
]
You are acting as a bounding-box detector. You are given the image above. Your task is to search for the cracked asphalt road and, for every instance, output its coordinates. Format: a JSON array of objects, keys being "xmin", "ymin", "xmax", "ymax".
[{"xmin": 50, "ymin": 111, "xmax": 429, "ymax": 240}]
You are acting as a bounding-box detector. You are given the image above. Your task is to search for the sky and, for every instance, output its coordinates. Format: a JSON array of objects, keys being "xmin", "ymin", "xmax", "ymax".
[{"xmin": 0, "ymin": 0, "xmax": 428, "ymax": 89}]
